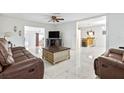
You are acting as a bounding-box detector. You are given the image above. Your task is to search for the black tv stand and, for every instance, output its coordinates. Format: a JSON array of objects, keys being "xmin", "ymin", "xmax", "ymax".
[{"xmin": 46, "ymin": 38, "xmax": 62, "ymax": 47}]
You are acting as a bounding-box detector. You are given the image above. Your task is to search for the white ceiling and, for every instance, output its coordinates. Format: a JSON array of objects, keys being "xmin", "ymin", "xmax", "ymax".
[
  {"xmin": 0, "ymin": 13, "xmax": 104, "ymax": 24},
  {"xmin": 78, "ymin": 16, "xmax": 106, "ymax": 28}
]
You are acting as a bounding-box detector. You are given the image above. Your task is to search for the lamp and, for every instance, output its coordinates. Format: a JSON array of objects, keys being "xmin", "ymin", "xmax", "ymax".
[{"xmin": 4, "ymin": 32, "xmax": 13, "ymax": 39}]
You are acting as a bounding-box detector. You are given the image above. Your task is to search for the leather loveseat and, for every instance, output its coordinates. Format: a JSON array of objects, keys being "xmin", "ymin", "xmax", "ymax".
[
  {"xmin": 0, "ymin": 38, "xmax": 44, "ymax": 79},
  {"xmin": 94, "ymin": 48, "xmax": 124, "ymax": 79}
]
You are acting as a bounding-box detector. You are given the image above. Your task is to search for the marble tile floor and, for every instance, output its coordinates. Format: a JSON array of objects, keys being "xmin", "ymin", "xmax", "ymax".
[
  {"xmin": 44, "ymin": 47, "xmax": 105, "ymax": 79},
  {"xmin": 29, "ymin": 47, "xmax": 105, "ymax": 79}
]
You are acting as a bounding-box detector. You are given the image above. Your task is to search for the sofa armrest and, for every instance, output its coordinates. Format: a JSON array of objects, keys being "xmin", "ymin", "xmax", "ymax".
[
  {"xmin": 98, "ymin": 56, "xmax": 124, "ymax": 69},
  {"xmin": 2, "ymin": 58, "xmax": 44, "ymax": 79},
  {"xmin": 101, "ymin": 50, "xmax": 110, "ymax": 57},
  {"xmin": 11, "ymin": 47, "xmax": 25, "ymax": 51},
  {"xmin": 109, "ymin": 48, "xmax": 124, "ymax": 55}
]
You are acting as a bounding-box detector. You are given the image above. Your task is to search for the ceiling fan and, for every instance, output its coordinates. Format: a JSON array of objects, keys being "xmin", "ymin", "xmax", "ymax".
[{"xmin": 48, "ymin": 16, "xmax": 64, "ymax": 22}]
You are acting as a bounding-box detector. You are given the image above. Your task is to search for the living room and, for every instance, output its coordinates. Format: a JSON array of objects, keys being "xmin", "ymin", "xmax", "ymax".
[
  {"xmin": 0, "ymin": 13, "xmax": 124, "ymax": 79},
  {"xmin": 1, "ymin": 0, "xmax": 124, "ymax": 92}
]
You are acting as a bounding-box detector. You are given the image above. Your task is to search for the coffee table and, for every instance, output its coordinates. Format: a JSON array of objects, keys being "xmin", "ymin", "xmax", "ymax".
[{"xmin": 42, "ymin": 47, "xmax": 70, "ymax": 64}]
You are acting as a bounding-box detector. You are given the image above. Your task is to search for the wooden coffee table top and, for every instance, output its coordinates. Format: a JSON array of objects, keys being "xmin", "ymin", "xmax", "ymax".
[{"xmin": 43, "ymin": 46, "xmax": 70, "ymax": 53}]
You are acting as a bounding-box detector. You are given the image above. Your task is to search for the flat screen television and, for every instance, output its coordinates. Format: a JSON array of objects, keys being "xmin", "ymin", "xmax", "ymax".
[{"xmin": 49, "ymin": 31, "xmax": 60, "ymax": 38}]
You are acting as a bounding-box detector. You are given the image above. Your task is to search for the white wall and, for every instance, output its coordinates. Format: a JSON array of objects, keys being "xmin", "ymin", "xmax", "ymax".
[
  {"xmin": 107, "ymin": 14, "xmax": 124, "ymax": 48},
  {"xmin": 55, "ymin": 22, "xmax": 77, "ymax": 49},
  {"xmin": 0, "ymin": 15, "xmax": 55, "ymax": 47},
  {"xmin": 55, "ymin": 14, "xmax": 124, "ymax": 50},
  {"xmin": 1, "ymin": 14, "xmax": 124, "ymax": 49}
]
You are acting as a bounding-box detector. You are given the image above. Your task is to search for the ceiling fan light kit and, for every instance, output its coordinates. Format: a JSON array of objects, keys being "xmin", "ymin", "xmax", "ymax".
[{"xmin": 48, "ymin": 16, "xmax": 64, "ymax": 23}]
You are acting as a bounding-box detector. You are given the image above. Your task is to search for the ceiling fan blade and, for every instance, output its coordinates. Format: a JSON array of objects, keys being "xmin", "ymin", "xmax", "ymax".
[
  {"xmin": 57, "ymin": 18, "xmax": 64, "ymax": 20},
  {"xmin": 56, "ymin": 19, "xmax": 59, "ymax": 22}
]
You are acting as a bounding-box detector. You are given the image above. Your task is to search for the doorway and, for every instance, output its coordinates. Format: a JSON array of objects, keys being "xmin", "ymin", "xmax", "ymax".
[
  {"xmin": 77, "ymin": 16, "xmax": 107, "ymax": 59},
  {"xmin": 24, "ymin": 26, "xmax": 45, "ymax": 57}
]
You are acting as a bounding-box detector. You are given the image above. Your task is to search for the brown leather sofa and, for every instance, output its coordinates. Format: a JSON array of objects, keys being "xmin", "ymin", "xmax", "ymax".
[
  {"xmin": 0, "ymin": 38, "xmax": 44, "ymax": 79},
  {"xmin": 94, "ymin": 48, "xmax": 124, "ymax": 79}
]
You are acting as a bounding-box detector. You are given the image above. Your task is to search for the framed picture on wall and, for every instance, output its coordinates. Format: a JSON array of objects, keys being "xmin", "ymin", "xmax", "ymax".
[
  {"xmin": 19, "ymin": 31, "xmax": 21, "ymax": 36},
  {"xmin": 87, "ymin": 31, "xmax": 95, "ymax": 37},
  {"xmin": 14, "ymin": 26, "xmax": 17, "ymax": 32}
]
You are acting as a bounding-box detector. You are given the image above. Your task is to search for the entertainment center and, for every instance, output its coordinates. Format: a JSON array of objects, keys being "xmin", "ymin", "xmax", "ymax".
[
  {"xmin": 46, "ymin": 31, "xmax": 62, "ymax": 47},
  {"xmin": 43, "ymin": 31, "xmax": 70, "ymax": 64},
  {"xmin": 46, "ymin": 38, "xmax": 62, "ymax": 47}
]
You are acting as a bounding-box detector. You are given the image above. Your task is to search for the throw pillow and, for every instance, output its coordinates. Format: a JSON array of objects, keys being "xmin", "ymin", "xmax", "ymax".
[
  {"xmin": 6, "ymin": 54, "xmax": 15, "ymax": 65},
  {"xmin": 0, "ymin": 41, "xmax": 14, "ymax": 66},
  {"xmin": 0, "ymin": 38, "xmax": 8, "ymax": 52},
  {"xmin": 0, "ymin": 50, "xmax": 14, "ymax": 66},
  {"xmin": 0, "ymin": 45, "xmax": 8, "ymax": 66}
]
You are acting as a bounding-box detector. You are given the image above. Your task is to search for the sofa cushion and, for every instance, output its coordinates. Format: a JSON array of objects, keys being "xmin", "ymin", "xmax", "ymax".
[
  {"xmin": 8, "ymin": 48, "xmax": 12, "ymax": 56},
  {"xmin": 13, "ymin": 52, "xmax": 24, "ymax": 58},
  {"xmin": 110, "ymin": 48, "xmax": 124, "ymax": 55},
  {"xmin": 23, "ymin": 50, "xmax": 31, "ymax": 55},
  {"xmin": 14, "ymin": 55, "xmax": 28, "ymax": 62},
  {"xmin": 27, "ymin": 54, "xmax": 35, "ymax": 58},
  {"xmin": 12, "ymin": 50, "xmax": 22, "ymax": 54},
  {"xmin": 11, "ymin": 47, "xmax": 25, "ymax": 52},
  {"xmin": 109, "ymin": 53, "xmax": 122, "ymax": 61}
]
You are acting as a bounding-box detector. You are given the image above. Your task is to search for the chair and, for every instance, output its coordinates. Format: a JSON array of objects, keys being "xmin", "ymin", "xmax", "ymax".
[{"xmin": 94, "ymin": 48, "xmax": 124, "ymax": 79}]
